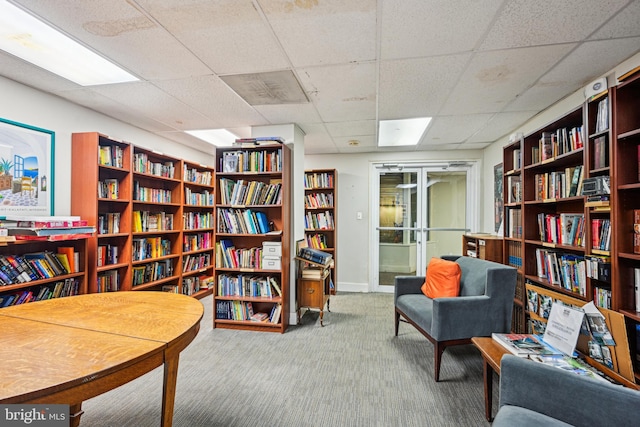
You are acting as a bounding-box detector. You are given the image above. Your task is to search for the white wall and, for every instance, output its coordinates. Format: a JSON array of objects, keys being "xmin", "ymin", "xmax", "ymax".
[
  {"xmin": 481, "ymin": 51, "xmax": 640, "ymax": 233},
  {"xmin": 304, "ymin": 149, "xmax": 483, "ymax": 291},
  {"xmin": 0, "ymin": 76, "xmax": 214, "ymax": 216}
]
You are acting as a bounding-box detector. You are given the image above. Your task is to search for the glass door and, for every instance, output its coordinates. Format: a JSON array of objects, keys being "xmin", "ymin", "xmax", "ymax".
[{"xmin": 373, "ymin": 164, "xmax": 472, "ymax": 292}]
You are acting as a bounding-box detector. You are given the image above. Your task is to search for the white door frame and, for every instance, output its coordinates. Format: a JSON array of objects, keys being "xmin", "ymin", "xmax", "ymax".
[{"xmin": 369, "ymin": 161, "xmax": 480, "ymax": 293}]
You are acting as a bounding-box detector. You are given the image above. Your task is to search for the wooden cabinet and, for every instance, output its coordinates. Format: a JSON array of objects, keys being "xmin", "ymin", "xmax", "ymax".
[
  {"xmin": 71, "ymin": 132, "xmax": 214, "ymax": 298},
  {"xmin": 296, "ymin": 258, "xmax": 331, "ymax": 326},
  {"xmin": 462, "ymin": 234, "xmax": 503, "ymax": 262},
  {"xmin": 213, "ymin": 141, "xmax": 290, "ymax": 333},
  {"xmin": 304, "ymin": 169, "xmax": 337, "ymax": 294},
  {"xmin": 0, "ymin": 237, "xmax": 88, "ymax": 306}
]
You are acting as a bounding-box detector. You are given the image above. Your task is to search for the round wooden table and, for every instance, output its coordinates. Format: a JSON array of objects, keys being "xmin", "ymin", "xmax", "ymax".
[{"xmin": 0, "ymin": 291, "xmax": 204, "ymax": 427}]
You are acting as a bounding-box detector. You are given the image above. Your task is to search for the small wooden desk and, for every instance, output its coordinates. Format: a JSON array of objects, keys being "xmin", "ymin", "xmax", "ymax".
[
  {"xmin": 471, "ymin": 337, "xmax": 509, "ymax": 422},
  {"xmin": 0, "ymin": 291, "xmax": 203, "ymax": 427}
]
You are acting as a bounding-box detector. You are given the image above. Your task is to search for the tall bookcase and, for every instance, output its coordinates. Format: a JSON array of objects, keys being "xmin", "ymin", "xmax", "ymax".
[
  {"xmin": 71, "ymin": 132, "xmax": 214, "ymax": 299},
  {"xmin": 213, "ymin": 142, "xmax": 290, "ymax": 333},
  {"xmin": 303, "ymin": 169, "xmax": 337, "ymax": 294},
  {"xmin": 503, "ymin": 66, "xmax": 640, "ymax": 380},
  {"xmin": 612, "ymin": 68, "xmax": 640, "ymax": 378}
]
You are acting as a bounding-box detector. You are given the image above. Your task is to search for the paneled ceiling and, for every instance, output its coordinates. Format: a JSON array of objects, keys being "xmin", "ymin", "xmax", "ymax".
[{"xmin": 1, "ymin": 0, "xmax": 639, "ymax": 154}]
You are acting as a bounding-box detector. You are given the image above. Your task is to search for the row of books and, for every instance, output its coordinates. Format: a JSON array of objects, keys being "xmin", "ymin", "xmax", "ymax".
[
  {"xmin": 594, "ymin": 97, "xmax": 609, "ymax": 133},
  {"xmin": 537, "ymin": 213, "xmax": 585, "ymax": 247},
  {"xmin": 98, "ymin": 144, "xmax": 124, "ymax": 168},
  {"xmin": 97, "ymin": 244, "xmax": 119, "ymax": 267},
  {"xmin": 97, "ymin": 270, "xmax": 120, "ymax": 292},
  {"xmin": 535, "ymin": 249, "xmax": 587, "ymax": 296},
  {"xmin": 217, "ymin": 273, "xmax": 282, "ymax": 298},
  {"xmin": 591, "ymin": 218, "xmax": 611, "ymax": 251},
  {"xmin": 132, "ymin": 210, "xmax": 174, "ymax": 232},
  {"xmin": 594, "ymin": 286, "xmax": 612, "ymax": 310},
  {"xmin": 132, "ymin": 260, "xmax": 174, "ymax": 287},
  {"xmin": 634, "ymin": 209, "xmax": 640, "ymax": 254},
  {"xmin": 0, "ymin": 251, "xmax": 75, "ymax": 285},
  {"xmin": 304, "ymin": 211, "xmax": 334, "ymax": 230},
  {"xmin": 298, "ymin": 247, "xmax": 332, "ymax": 265},
  {"xmin": 507, "ymin": 175, "xmax": 521, "ymax": 203},
  {"xmin": 183, "ymin": 165, "xmax": 213, "ymax": 185},
  {"xmin": 592, "ymin": 136, "xmax": 608, "ymax": 169},
  {"xmin": 217, "ymin": 208, "xmax": 272, "ymax": 235},
  {"xmin": 305, "ymin": 233, "xmax": 329, "ymax": 249},
  {"xmin": 133, "ymin": 153, "xmax": 175, "ymax": 178},
  {"xmin": 183, "ymin": 253, "xmax": 211, "ymax": 272},
  {"xmin": 133, "ymin": 182, "xmax": 172, "ymax": 203},
  {"xmin": 216, "ymin": 239, "xmax": 262, "ymax": 270},
  {"xmin": 220, "ymin": 148, "xmax": 283, "ymax": 173},
  {"xmin": 534, "ymin": 165, "xmax": 584, "ymax": 201},
  {"xmin": 183, "ymin": 232, "xmax": 212, "ymax": 253},
  {"xmin": 132, "ymin": 237, "xmax": 171, "ymax": 261},
  {"xmin": 304, "ymin": 172, "xmax": 334, "ymax": 189},
  {"xmin": 184, "ymin": 187, "xmax": 214, "ymax": 206},
  {"xmin": 182, "ymin": 275, "xmax": 214, "ymax": 296},
  {"xmin": 506, "ymin": 207, "xmax": 522, "ymax": 238},
  {"xmin": 97, "ymin": 212, "xmax": 120, "ymax": 234},
  {"xmin": 218, "ymin": 178, "xmax": 282, "ymax": 206},
  {"xmin": 216, "ymin": 300, "xmax": 282, "ymax": 323},
  {"xmin": 0, "ymin": 278, "xmax": 80, "ymax": 307},
  {"xmin": 98, "ymin": 179, "xmax": 119, "ymax": 199},
  {"xmin": 506, "ymin": 240, "xmax": 522, "ymax": 269},
  {"xmin": 183, "ymin": 211, "xmax": 212, "ymax": 230},
  {"xmin": 533, "ymin": 126, "xmax": 584, "ymax": 163},
  {"xmin": 585, "ymin": 255, "xmax": 611, "ymax": 283},
  {"xmin": 305, "ymin": 192, "xmax": 334, "ymax": 208}
]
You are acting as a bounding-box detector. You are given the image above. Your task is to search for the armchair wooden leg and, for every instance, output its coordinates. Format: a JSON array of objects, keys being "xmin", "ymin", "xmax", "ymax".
[
  {"xmin": 434, "ymin": 341, "xmax": 445, "ymax": 382},
  {"xmin": 394, "ymin": 310, "xmax": 400, "ymax": 336}
]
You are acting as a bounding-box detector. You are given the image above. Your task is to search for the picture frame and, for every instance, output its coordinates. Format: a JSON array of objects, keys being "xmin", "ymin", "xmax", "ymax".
[
  {"xmin": 494, "ymin": 163, "xmax": 503, "ymax": 233},
  {"xmin": 0, "ymin": 118, "xmax": 54, "ymax": 217}
]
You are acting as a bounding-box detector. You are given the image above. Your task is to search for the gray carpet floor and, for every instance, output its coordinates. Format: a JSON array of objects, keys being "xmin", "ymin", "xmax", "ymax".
[{"xmin": 81, "ymin": 292, "xmax": 496, "ymax": 426}]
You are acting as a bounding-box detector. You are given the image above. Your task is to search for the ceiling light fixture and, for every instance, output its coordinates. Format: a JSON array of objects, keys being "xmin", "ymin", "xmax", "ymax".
[
  {"xmin": 185, "ymin": 128, "xmax": 238, "ymax": 147},
  {"xmin": 0, "ymin": 0, "xmax": 138, "ymax": 86},
  {"xmin": 378, "ymin": 117, "xmax": 432, "ymax": 147}
]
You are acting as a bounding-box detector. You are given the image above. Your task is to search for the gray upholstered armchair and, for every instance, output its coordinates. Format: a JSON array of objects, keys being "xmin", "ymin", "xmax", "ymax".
[
  {"xmin": 494, "ymin": 355, "xmax": 640, "ymax": 426},
  {"xmin": 394, "ymin": 256, "xmax": 517, "ymax": 381}
]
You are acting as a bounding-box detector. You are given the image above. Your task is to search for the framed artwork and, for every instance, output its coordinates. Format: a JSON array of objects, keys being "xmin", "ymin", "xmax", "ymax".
[
  {"xmin": 0, "ymin": 118, "xmax": 54, "ymax": 217},
  {"xmin": 494, "ymin": 163, "xmax": 503, "ymax": 234}
]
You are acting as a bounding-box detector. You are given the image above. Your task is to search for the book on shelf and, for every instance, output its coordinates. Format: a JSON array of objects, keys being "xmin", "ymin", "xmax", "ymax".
[
  {"xmin": 491, "ymin": 333, "xmax": 563, "ymax": 358},
  {"xmin": 5, "ymin": 226, "xmax": 96, "ymax": 237},
  {"xmin": 635, "ymin": 268, "xmax": 640, "ymax": 313},
  {"xmin": 298, "ymin": 247, "xmax": 332, "ymax": 265}
]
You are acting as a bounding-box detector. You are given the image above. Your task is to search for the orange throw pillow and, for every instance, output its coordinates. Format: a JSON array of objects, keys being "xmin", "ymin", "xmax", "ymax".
[{"xmin": 421, "ymin": 257, "xmax": 461, "ymax": 299}]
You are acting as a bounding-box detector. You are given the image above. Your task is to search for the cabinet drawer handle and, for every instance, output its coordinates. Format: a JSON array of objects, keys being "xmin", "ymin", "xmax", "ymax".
[{"xmin": 306, "ymin": 288, "xmax": 315, "ymax": 294}]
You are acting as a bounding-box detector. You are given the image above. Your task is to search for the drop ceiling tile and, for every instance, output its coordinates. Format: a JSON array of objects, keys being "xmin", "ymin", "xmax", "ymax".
[
  {"xmin": 380, "ymin": 0, "xmax": 503, "ymax": 59},
  {"xmin": 467, "ymin": 111, "xmax": 538, "ymax": 143},
  {"xmin": 440, "ymin": 44, "xmax": 575, "ymax": 115},
  {"xmin": 422, "ymin": 114, "xmax": 493, "ymax": 145},
  {"xmin": 259, "ymin": 0, "xmax": 377, "ymax": 67},
  {"xmin": 334, "ymin": 135, "xmax": 376, "ymax": 148},
  {"xmin": 91, "ymin": 81, "xmax": 214, "ymax": 130},
  {"xmin": 325, "ymin": 120, "xmax": 376, "ymax": 137},
  {"xmin": 457, "ymin": 142, "xmax": 491, "ymax": 150},
  {"xmin": 297, "ymin": 63, "xmax": 376, "ymax": 122},
  {"xmin": 378, "ymin": 54, "xmax": 471, "ymax": 119},
  {"xmin": 253, "ymin": 103, "xmax": 322, "ymax": 125},
  {"xmin": 155, "ymin": 130, "xmax": 218, "ymax": 155},
  {"xmin": 55, "ymin": 87, "xmax": 175, "ymax": 132},
  {"xmin": 591, "ymin": 0, "xmax": 640, "ymax": 39},
  {"xmin": 13, "ymin": 0, "xmax": 211, "ymax": 80},
  {"xmin": 153, "ymin": 75, "xmax": 269, "ymax": 128},
  {"xmin": 0, "ymin": 53, "xmax": 79, "ymax": 93},
  {"xmin": 137, "ymin": 0, "xmax": 290, "ymax": 75},
  {"xmin": 479, "ymin": 0, "xmax": 629, "ymax": 50}
]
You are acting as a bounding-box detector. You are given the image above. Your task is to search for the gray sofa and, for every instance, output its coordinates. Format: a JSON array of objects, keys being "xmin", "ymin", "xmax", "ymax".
[
  {"xmin": 495, "ymin": 354, "xmax": 640, "ymax": 426},
  {"xmin": 394, "ymin": 256, "xmax": 516, "ymax": 381}
]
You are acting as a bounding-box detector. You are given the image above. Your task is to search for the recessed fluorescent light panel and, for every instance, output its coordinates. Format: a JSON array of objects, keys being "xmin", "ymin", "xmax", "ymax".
[
  {"xmin": 186, "ymin": 129, "xmax": 238, "ymax": 147},
  {"xmin": 378, "ymin": 117, "xmax": 432, "ymax": 147},
  {"xmin": 0, "ymin": 0, "xmax": 138, "ymax": 86}
]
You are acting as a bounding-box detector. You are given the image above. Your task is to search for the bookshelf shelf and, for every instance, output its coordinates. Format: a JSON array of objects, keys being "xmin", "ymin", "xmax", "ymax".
[{"xmin": 213, "ymin": 142, "xmax": 290, "ymax": 333}]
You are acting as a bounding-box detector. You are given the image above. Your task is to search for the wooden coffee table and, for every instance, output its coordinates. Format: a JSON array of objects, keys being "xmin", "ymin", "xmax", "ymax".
[
  {"xmin": 0, "ymin": 291, "xmax": 203, "ymax": 427},
  {"xmin": 471, "ymin": 337, "xmax": 509, "ymax": 422}
]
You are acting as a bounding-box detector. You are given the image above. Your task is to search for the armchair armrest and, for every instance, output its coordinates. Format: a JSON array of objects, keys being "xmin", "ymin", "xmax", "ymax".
[
  {"xmin": 430, "ymin": 295, "xmax": 502, "ymax": 340},
  {"xmin": 498, "ymin": 355, "xmax": 640, "ymax": 426},
  {"xmin": 394, "ymin": 276, "xmax": 425, "ymax": 304}
]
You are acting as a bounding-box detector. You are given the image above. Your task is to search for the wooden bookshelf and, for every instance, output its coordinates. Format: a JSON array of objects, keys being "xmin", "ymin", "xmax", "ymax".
[
  {"xmin": 304, "ymin": 169, "xmax": 337, "ymax": 294},
  {"xmin": 0, "ymin": 237, "xmax": 88, "ymax": 307},
  {"xmin": 213, "ymin": 141, "xmax": 290, "ymax": 333},
  {"xmin": 71, "ymin": 132, "xmax": 214, "ymax": 299}
]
